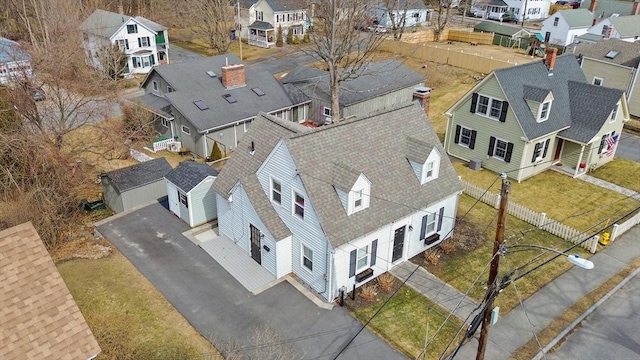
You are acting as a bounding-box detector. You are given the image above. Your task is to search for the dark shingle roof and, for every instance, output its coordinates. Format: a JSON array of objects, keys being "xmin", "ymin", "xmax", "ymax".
[
  {"xmin": 135, "ymin": 93, "xmax": 173, "ymax": 118},
  {"xmin": 559, "ymin": 81, "xmax": 624, "ymax": 143},
  {"xmin": 522, "ymin": 85, "xmax": 551, "ymax": 102},
  {"xmin": 575, "ymin": 38, "xmax": 640, "ymax": 68},
  {"xmin": 406, "ymin": 136, "xmax": 434, "ymax": 163},
  {"xmin": 494, "ymin": 54, "xmax": 587, "ymax": 140},
  {"xmin": 474, "ymin": 21, "xmax": 530, "ymax": 37},
  {"xmin": 280, "ymin": 60, "xmax": 425, "ymax": 107},
  {"xmin": 165, "ymin": 161, "xmax": 218, "ymax": 192},
  {"xmin": 249, "ymin": 21, "xmax": 274, "ymax": 30},
  {"xmin": 0, "ymin": 37, "xmax": 31, "ymax": 63},
  {"xmin": 242, "ymin": 175, "xmax": 292, "ymax": 240},
  {"xmin": 104, "ymin": 157, "xmax": 172, "ymax": 192},
  {"xmin": 285, "ymin": 104, "xmax": 462, "ymax": 247},
  {"xmin": 144, "ymin": 55, "xmax": 295, "ymax": 132},
  {"xmin": 266, "ymin": 0, "xmax": 306, "ymax": 11}
]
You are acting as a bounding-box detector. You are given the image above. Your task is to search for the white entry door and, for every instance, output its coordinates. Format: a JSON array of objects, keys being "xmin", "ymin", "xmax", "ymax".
[{"xmin": 167, "ymin": 182, "xmax": 180, "ymax": 217}]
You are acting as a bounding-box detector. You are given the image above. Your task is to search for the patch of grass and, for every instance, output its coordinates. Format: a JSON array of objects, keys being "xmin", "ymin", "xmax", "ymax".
[
  {"xmin": 170, "ymin": 27, "xmax": 277, "ymax": 61},
  {"xmin": 454, "ymin": 162, "xmax": 639, "ymax": 231},
  {"xmin": 352, "ymin": 286, "xmax": 463, "ymax": 358},
  {"xmin": 512, "ymin": 255, "xmax": 640, "ymax": 359},
  {"xmin": 57, "ymin": 252, "xmax": 219, "ymax": 359},
  {"xmin": 431, "ymin": 195, "xmax": 592, "ymax": 313},
  {"xmin": 589, "ymin": 158, "xmax": 640, "ymax": 193}
]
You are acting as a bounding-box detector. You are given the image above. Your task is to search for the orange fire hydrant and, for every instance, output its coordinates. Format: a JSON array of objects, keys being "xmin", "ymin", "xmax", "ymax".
[{"xmin": 599, "ymin": 232, "xmax": 610, "ymax": 246}]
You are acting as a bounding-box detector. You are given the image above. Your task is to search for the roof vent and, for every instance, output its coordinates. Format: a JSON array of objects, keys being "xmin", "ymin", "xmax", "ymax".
[
  {"xmin": 207, "ymin": 70, "xmax": 217, "ymax": 77},
  {"xmin": 249, "ymin": 141, "xmax": 255, "ymax": 155}
]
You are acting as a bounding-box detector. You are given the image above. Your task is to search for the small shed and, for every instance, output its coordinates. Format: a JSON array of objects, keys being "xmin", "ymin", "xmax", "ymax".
[
  {"xmin": 474, "ymin": 21, "xmax": 532, "ymax": 48},
  {"xmin": 101, "ymin": 157, "xmax": 172, "ymax": 213},
  {"xmin": 165, "ymin": 161, "xmax": 219, "ymax": 227}
]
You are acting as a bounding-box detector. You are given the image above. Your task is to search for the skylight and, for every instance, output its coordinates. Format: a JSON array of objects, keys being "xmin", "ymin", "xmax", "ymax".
[
  {"xmin": 252, "ymin": 87, "xmax": 265, "ymax": 96},
  {"xmin": 222, "ymin": 94, "xmax": 237, "ymax": 104},
  {"xmin": 206, "ymin": 70, "xmax": 216, "ymax": 77},
  {"xmin": 194, "ymin": 100, "xmax": 209, "ymax": 110},
  {"xmin": 605, "ymin": 50, "xmax": 619, "ymax": 59}
]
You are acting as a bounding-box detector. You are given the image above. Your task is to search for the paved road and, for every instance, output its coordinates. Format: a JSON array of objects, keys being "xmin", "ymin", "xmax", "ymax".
[
  {"xmin": 169, "ymin": 44, "xmax": 204, "ymax": 64},
  {"xmin": 96, "ymin": 203, "xmax": 405, "ymax": 360},
  {"xmin": 617, "ymin": 132, "xmax": 640, "ymax": 163},
  {"xmin": 547, "ymin": 271, "xmax": 640, "ymax": 360}
]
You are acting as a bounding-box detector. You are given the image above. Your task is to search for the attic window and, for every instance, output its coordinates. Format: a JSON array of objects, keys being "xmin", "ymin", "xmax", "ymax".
[
  {"xmin": 207, "ymin": 70, "xmax": 217, "ymax": 77},
  {"xmin": 605, "ymin": 50, "xmax": 619, "ymax": 59},
  {"xmin": 194, "ymin": 100, "xmax": 209, "ymax": 110},
  {"xmin": 222, "ymin": 94, "xmax": 237, "ymax": 104},
  {"xmin": 252, "ymin": 87, "xmax": 265, "ymax": 96}
]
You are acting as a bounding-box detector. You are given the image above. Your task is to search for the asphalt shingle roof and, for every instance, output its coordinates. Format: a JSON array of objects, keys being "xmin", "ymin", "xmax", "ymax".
[
  {"xmin": 285, "ymin": 104, "xmax": 462, "ymax": 248},
  {"xmin": 104, "ymin": 157, "xmax": 172, "ymax": 192},
  {"xmin": 474, "ymin": 21, "xmax": 530, "ymax": 37},
  {"xmin": 608, "ymin": 15, "xmax": 640, "ymax": 37},
  {"xmin": 242, "ymin": 174, "xmax": 292, "ymax": 240},
  {"xmin": 249, "ymin": 20, "xmax": 275, "ymax": 30},
  {"xmin": 0, "ymin": 223, "xmax": 101, "ymax": 359},
  {"xmin": 558, "ymin": 9, "xmax": 594, "ymax": 28},
  {"xmin": 136, "ymin": 93, "xmax": 173, "ymax": 117},
  {"xmin": 266, "ymin": 0, "xmax": 306, "ymax": 12},
  {"xmin": 280, "ymin": 60, "xmax": 425, "ymax": 107},
  {"xmin": 581, "ymin": 0, "xmax": 634, "ymax": 18},
  {"xmin": 575, "ymin": 38, "xmax": 640, "ymax": 68},
  {"xmin": 145, "ymin": 55, "xmax": 294, "ymax": 132},
  {"xmin": 379, "ymin": 0, "xmax": 430, "ymax": 10},
  {"xmin": 406, "ymin": 136, "xmax": 434, "ymax": 164},
  {"xmin": 0, "ymin": 37, "xmax": 30, "ymax": 63},
  {"xmin": 165, "ymin": 161, "xmax": 218, "ymax": 193},
  {"xmin": 522, "ymin": 85, "xmax": 551, "ymax": 102},
  {"xmin": 331, "ymin": 162, "xmax": 362, "ymax": 192},
  {"xmin": 559, "ymin": 81, "xmax": 624, "ymax": 143},
  {"xmin": 134, "ymin": 16, "xmax": 167, "ymax": 32}
]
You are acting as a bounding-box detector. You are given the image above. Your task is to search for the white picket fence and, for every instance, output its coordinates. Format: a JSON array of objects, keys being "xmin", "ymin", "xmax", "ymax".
[
  {"xmin": 610, "ymin": 210, "xmax": 640, "ymax": 242},
  {"xmin": 461, "ymin": 180, "xmax": 599, "ymax": 253},
  {"xmin": 151, "ymin": 138, "xmax": 174, "ymax": 153}
]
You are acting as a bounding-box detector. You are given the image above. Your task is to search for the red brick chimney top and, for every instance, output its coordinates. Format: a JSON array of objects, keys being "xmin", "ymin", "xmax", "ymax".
[
  {"xmin": 413, "ymin": 86, "xmax": 431, "ymax": 116},
  {"xmin": 221, "ymin": 64, "xmax": 246, "ymax": 89},
  {"xmin": 545, "ymin": 48, "xmax": 558, "ymax": 72},
  {"xmin": 589, "ymin": 0, "xmax": 598, "ymax": 13},
  {"xmin": 632, "ymin": 0, "xmax": 640, "ymax": 15}
]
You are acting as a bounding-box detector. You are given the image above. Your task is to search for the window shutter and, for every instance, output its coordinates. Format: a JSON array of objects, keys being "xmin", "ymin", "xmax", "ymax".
[
  {"xmin": 532, "ymin": 143, "xmax": 542, "ymax": 163},
  {"xmin": 488, "ymin": 136, "xmax": 496, "ymax": 156},
  {"xmin": 454, "ymin": 125, "xmax": 461, "ymax": 144},
  {"xmin": 370, "ymin": 240, "xmax": 378, "ymax": 267},
  {"xmin": 420, "ymin": 215, "xmax": 427, "ymax": 240},
  {"xmin": 349, "ymin": 250, "xmax": 356, "ymax": 278},
  {"xmin": 598, "ymin": 135, "xmax": 607, "ymax": 154},
  {"xmin": 138, "ymin": 37, "xmax": 142, "ymax": 48},
  {"xmin": 499, "ymin": 102, "xmax": 509, "ymax": 122},
  {"xmin": 542, "ymin": 139, "xmax": 550, "ymax": 158},
  {"xmin": 505, "ymin": 143, "xmax": 514, "ymax": 163},
  {"xmin": 150, "ymin": 54, "xmax": 155, "ymax": 65},
  {"xmin": 470, "ymin": 93, "xmax": 478, "ymax": 113},
  {"xmin": 125, "ymin": 39, "xmax": 129, "ymax": 49},
  {"xmin": 437, "ymin": 207, "xmax": 445, "ymax": 231},
  {"xmin": 470, "ymin": 130, "xmax": 477, "ymax": 149}
]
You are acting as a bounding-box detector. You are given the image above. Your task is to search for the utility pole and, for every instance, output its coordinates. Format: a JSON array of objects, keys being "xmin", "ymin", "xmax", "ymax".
[
  {"xmin": 476, "ymin": 173, "xmax": 510, "ymax": 360},
  {"xmin": 237, "ymin": 0, "xmax": 243, "ymax": 60}
]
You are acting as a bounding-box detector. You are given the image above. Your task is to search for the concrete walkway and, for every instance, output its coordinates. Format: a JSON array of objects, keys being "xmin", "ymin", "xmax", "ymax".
[
  {"xmin": 390, "ymin": 262, "xmax": 479, "ymax": 324},
  {"xmin": 453, "ymin": 224, "xmax": 640, "ymax": 359},
  {"xmin": 579, "ymin": 174, "xmax": 640, "ymax": 199}
]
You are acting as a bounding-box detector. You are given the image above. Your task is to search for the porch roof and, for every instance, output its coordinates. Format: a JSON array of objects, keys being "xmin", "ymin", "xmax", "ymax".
[
  {"xmin": 135, "ymin": 93, "xmax": 173, "ymax": 119},
  {"xmin": 249, "ymin": 21, "xmax": 274, "ymax": 30}
]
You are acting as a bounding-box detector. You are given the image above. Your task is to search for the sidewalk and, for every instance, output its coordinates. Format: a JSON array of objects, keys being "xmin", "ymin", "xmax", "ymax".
[
  {"xmin": 579, "ymin": 174, "xmax": 640, "ymax": 199},
  {"xmin": 453, "ymin": 224, "xmax": 640, "ymax": 359}
]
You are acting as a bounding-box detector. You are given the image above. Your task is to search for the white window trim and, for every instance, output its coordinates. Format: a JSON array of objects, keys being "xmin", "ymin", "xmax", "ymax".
[
  {"xmin": 270, "ymin": 177, "xmax": 282, "ymax": 205},
  {"xmin": 181, "ymin": 125, "xmax": 190, "ymax": 135},
  {"xmin": 353, "ymin": 189, "xmax": 363, "ymax": 209},
  {"xmin": 425, "ymin": 212, "xmax": 437, "ymax": 235},
  {"xmin": 492, "ymin": 138, "xmax": 509, "ymax": 161},
  {"xmin": 301, "ymin": 244, "xmax": 313, "ymax": 272},
  {"xmin": 593, "ymin": 77, "xmax": 603, "ymax": 86},
  {"xmin": 537, "ymin": 101, "xmax": 551, "ymax": 122},
  {"xmin": 610, "ymin": 102, "xmax": 619, "ymax": 122},
  {"xmin": 161, "ymin": 118, "xmax": 170, "ymax": 128},
  {"xmin": 533, "ymin": 140, "xmax": 546, "ymax": 163},
  {"xmin": 476, "ymin": 94, "xmax": 504, "ymax": 120},
  {"xmin": 152, "ymin": 80, "xmax": 158, "ymax": 92},
  {"xmin": 356, "ymin": 245, "xmax": 369, "ymax": 271},
  {"xmin": 458, "ymin": 126, "xmax": 473, "ymax": 148},
  {"xmin": 424, "ymin": 161, "xmax": 436, "ymax": 181},
  {"xmin": 323, "ymin": 106, "xmax": 332, "ymax": 117},
  {"xmin": 293, "ymin": 190, "xmax": 305, "ymax": 220}
]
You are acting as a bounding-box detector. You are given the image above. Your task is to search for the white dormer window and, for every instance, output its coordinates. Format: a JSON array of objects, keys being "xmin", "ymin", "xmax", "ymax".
[
  {"xmin": 354, "ymin": 189, "xmax": 363, "ymax": 208},
  {"xmin": 610, "ymin": 102, "xmax": 619, "ymax": 122},
  {"xmin": 347, "ymin": 174, "xmax": 370, "ymax": 215},
  {"xmin": 421, "ymin": 149, "xmax": 440, "ymax": 184},
  {"xmin": 538, "ymin": 101, "xmax": 551, "ymax": 122}
]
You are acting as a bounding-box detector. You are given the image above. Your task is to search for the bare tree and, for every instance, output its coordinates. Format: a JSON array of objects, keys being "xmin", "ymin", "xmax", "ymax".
[
  {"xmin": 382, "ymin": 0, "xmax": 410, "ymax": 41},
  {"xmin": 191, "ymin": 0, "xmax": 235, "ymax": 55},
  {"xmin": 306, "ymin": 0, "xmax": 385, "ymax": 121},
  {"xmin": 97, "ymin": 44, "xmax": 129, "ymax": 80},
  {"xmin": 424, "ymin": 0, "xmax": 452, "ymax": 41}
]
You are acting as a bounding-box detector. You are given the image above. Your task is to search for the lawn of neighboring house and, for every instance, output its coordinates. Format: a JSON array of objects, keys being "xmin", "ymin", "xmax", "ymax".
[{"xmin": 170, "ymin": 27, "xmax": 277, "ymax": 60}]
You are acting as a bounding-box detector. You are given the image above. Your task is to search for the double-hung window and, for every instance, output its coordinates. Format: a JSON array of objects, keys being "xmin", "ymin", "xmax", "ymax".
[
  {"xmin": 354, "ymin": 189, "xmax": 363, "ymax": 208},
  {"xmin": 302, "ymin": 245, "xmax": 313, "ymax": 271},
  {"xmin": 357, "ymin": 245, "xmax": 369, "ymax": 271},
  {"xmin": 610, "ymin": 102, "xmax": 619, "ymax": 122},
  {"xmin": 271, "ymin": 178, "xmax": 282, "ymax": 204},
  {"xmin": 477, "ymin": 95, "xmax": 489, "ymax": 115},
  {"xmin": 489, "ymin": 99, "xmax": 503, "ymax": 118},
  {"xmin": 493, "ymin": 139, "xmax": 508, "ymax": 160},
  {"xmin": 127, "ymin": 24, "xmax": 138, "ymax": 34},
  {"xmin": 454, "ymin": 125, "xmax": 477, "ymax": 149},
  {"xmin": 294, "ymin": 192, "xmax": 304, "ymax": 219},
  {"xmin": 539, "ymin": 101, "xmax": 551, "ymax": 122}
]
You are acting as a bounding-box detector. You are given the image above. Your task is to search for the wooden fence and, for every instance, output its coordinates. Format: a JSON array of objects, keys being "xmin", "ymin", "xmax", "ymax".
[
  {"xmin": 378, "ymin": 40, "xmax": 517, "ymax": 74},
  {"xmin": 447, "ymin": 29, "xmax": 494, "ymax": 45},
  {"xmin": 462, "ymin": 180, "xmax": 599, "ymax": 253}
]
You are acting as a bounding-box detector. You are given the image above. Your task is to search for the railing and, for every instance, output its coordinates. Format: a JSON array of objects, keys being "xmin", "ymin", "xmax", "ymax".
[
  {"xmin": 152, "ymin": 138, "xmax": 174, "ymax": 153},
  {"xmin": 461, "ymin": 180, "xmax": 599, "ymax": 253}
]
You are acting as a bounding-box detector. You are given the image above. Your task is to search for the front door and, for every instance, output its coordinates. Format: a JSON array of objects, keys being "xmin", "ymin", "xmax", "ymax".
[
  {"xmin": 554, "ymin": 139, "xmax": 564, "ymax": 161},
  {"xmin": 250, "ymin": 224, "xmax": 261, "ymax": 265},
  {"xmin": 392, "ymin": 226, "xmax": 406, "ymax": 262}
]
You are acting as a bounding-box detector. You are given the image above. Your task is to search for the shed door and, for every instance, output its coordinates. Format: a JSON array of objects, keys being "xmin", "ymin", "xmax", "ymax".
[{"xmin": 168, "ymin": 183, "xmax": 179, "ymax": 217}]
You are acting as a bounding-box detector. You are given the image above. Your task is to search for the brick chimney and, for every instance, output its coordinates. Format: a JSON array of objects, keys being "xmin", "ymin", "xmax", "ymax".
[
  {"xmin": 544, "ymin": 48, "xmax": 558, "ymax": 72},
  {"xmin": 589, "ymin": 0, "xmax": 598, "ymax": 13},
  {"xmin": 632, "ymin": 0, "xmax": 640, "ymax": 15},
  {"xmin": 221, "ymin": 63, "xmax": 246, "ymax": 89},
  {"xmin": 413, "ymin": 86, "xmax": 431, "ymax": 116}
]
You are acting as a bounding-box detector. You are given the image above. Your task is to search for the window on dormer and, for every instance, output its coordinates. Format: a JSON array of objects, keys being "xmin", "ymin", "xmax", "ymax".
[
  {"xmin": 539, "ymin": 101, "xmax": 551, "ymax": 122},
  {"xmin": 354, "ymin": 189, "xmax": 363, "ymax": 208}
]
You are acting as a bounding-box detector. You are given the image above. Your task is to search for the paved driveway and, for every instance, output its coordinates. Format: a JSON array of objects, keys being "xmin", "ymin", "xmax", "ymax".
[
  {"xmin": 617, "ymin": 132, "xmax": 640, "ymax": 162},
  {"xmin": 97, "ymin": 203, "xmax": 405, "ymax": 359}
]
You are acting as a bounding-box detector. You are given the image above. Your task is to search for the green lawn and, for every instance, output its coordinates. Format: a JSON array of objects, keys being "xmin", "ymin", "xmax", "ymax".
[
  {"xmin": 352, "ymin": 286, "xmax": 464, "ymax": 359},
  {"xmin": 590, "ymin": 158, "xmax": 640, "ymax": 193},
  {"xmin": 58, "ymin": 253, "xmax": 218, "ymax": 359},
  {"xmin": 170, "ymin": 27, "xmax": 277, "ymax": 61}
]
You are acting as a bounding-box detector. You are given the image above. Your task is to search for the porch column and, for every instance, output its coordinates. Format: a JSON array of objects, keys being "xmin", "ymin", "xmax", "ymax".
[{"xmin": 574, "ymin": 146, "xmax": 585, "ymax": 177}]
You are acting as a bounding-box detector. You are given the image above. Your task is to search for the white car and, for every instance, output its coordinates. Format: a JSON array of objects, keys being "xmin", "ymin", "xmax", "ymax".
[{"xmin": 367, "ymin": 25, "xmax": 387, "ymax": 34}]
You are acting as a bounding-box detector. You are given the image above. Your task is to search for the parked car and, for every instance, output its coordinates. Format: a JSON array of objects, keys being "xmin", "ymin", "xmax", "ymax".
[
  {"xmin": 367, "ymin": 25, "xmax": 387, "ymax": 34},
  {"xmin": 468, "ymin": 7, "xmax": 485, "ymax": 17}
]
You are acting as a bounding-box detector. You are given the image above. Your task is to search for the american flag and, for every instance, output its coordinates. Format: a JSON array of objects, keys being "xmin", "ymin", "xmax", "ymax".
[{"xmin": 605, "ymin": 134, "xmax": 619, "ymax": 157}]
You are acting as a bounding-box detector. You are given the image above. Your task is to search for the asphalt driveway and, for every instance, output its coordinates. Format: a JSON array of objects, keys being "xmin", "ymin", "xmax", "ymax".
[
  {"xmin": 617, "ymin": 132, "xmax": 640, "ymax": 162},
  {"xmin": 96, "ymin": 202, "xmax": 405, "ymax": 359}
]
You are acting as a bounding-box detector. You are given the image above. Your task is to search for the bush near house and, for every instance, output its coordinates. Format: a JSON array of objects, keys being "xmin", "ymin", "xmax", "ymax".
[
  {"xmin": 276, "ymin": 25, "xmax": 283, "ymax": 47},
  {"xmin": 210, "ymin": 141, "xmax": 223, "ymax": 161}
]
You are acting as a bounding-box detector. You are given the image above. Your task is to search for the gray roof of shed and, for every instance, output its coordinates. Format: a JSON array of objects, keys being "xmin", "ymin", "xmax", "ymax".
[
  {"xmin": 165, "ymin": 161, "xmax": 218, "ymax": 192},
  {"xmin": 575, "ymin": 32, "xmax": 605, "ymax": 43},
  {"xmin": 559, "ymin": 81, "xmax": 624, "ymax": 143},
  {"xmin": 474, "ymin": 21, "xmax": 530, "ymax": 37},
  {"xmin": 280, "ymin": 60, "xmax": 425, "ymax": 107},
  {"xmin": 0, "ymin": 37, "xmax": 30, "ymax": 63},
  {"xmin": 575, "ymin": 38, "xmax": 640, "ymax": 68},
  {"xmin": 557, "ymin": 9, "xmax": 594, "ymax": 28},
  {"xmin": 144, "ymin": 55, "xmax": 295, "ymax": 132},
  {"xmin": 285, "ymin": 104, "xmax": 462, "ymax": 248},
  {"xmin": 104, "ymin": 157, "xmax": 172, "ymax": 192}
]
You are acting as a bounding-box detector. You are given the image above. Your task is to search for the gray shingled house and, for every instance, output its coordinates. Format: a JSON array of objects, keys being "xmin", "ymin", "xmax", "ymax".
[
  {"xmin": 444, "ymin": 50, "xmax": 630, "ymax": 182},
  {"xmin": 279, "ymin": 59, "xmax": 428, "ymax": 124},
  {"xmin": 101, "ymin": 157, "xmax": 172, "ymax": 213},
  {"xmin": 136, "ymin": 54, "xmax": 309, "ymax": 158},
  {"xmin": 165, "ymin": 161, "xmax": 219, "ymax": 227},
  {"xmin": 212, "ymin": 104, "xmax": 463, "ymax": 303}
]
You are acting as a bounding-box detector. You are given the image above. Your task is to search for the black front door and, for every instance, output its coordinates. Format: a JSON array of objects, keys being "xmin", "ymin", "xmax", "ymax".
[
  {"xmin": 250, "ymin": 224, "xmax": 261, "ymax": 265},
  {"xmin": 392, "ymin": 226, "xmax": 405, "ymax": 262}
]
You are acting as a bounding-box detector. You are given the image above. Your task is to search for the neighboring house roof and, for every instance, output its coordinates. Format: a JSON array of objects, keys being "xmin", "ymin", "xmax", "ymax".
[
  {"xmin": 379, "ymin": 0, "xmax": 431, "ymax": 10},
  {"xmin": 474, "ymin": 21, "xmax": 530, "ymax": 37},
  {"xmin": 580, "ymin": 0, "xmax": 634, "ymax": 18},
  {"xmin": 574, "ymin": 32, "xmax": 605, "ymax": 43},
  {"xmin": 556, "ymin": 9, "xmax": 594, "ymax": 27},
  {"xmin": 493, "ymin": 54, "xmax": 588, "ymax": 140},
  {"xmin": 165, "ymin": 161, "xmax": 219, "ymax": 192},
  {"xmin": 103, "ymin": 157, "xmax": 172, "ymax": 192},
  {"xmin": 134, "ymin": 16, "xmax": 167, "ymax": 32},
  {"xmin": 575, "ymin": 38, "xmax": 640, "ymax": 68},
  {"xmin": 608, "ymin": 15, "xmax": 640, "ymax": 38},
  {"xmin": 240, "ymin": 0, "xmax": 256, "ymax": 8},
  {"xmin": 143, "ymin": 55, "xmax": 294, "ymax": 132},
  {"xmin": 0, "ymin": 37, "xmax": 30, "ymax": 63},
  {"xmin": 265, "ymin": 0, "xmax": 306, "ymax": 11},
  {"xmin": 81, "ymin": 9, "xmax": 136, "ymax": 38},
  {"xmin": 249, "ymin": 20, "xmax": 275, "ymax": 30},
  {"xmin": 476, "ymin": 0, "xmax": 508, "ymax": 6},
  {"xmin": 280, "ymin": 60, "xmax": 425, "ymax": 107},
  {"xmin": 285, "ymin": 104, "xmax": 462, "ymax": 248},
  {"xmin": 0, "ymin": 222, "xmax": 101, "ymax": 359},
  {"xmin": 559, "ymin": 81, "xmax": 624, "ymax": 143}
]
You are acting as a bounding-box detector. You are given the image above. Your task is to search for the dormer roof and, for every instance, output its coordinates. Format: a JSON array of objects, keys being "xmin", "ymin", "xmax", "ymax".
[
  {"xmin": 522, "ymin": 85, "xmax": 551, "ymax": 102},
  {"xmin": 406, "ymin": 136, "xmax": 434, "ymax": 164},
  {"xmin": 332, "ymin": 162, "xmax": 362, "ymax": 192}
]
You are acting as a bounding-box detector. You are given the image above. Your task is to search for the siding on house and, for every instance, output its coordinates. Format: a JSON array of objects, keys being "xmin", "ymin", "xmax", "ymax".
[
  {"xmin": 581, "ymin": 58, "xmax": 634, "ymax": 90},
  {"xmin": 189, "ymin": 177, "xmax": 217, "ymax": 227},
  {"xmin": 343, "ymin": 86, "xmax": 422, "ymax": 120},
  {"xmin": 102, "ymin": 178, "xmax": 124, "ymax": 213},
  {"xmin": 519, "ymin": 135, "xmax": 556, "ymax": 180},
  {"xmin": 630, "ymin": 74, "xmax": 640, "ymax": 117}
]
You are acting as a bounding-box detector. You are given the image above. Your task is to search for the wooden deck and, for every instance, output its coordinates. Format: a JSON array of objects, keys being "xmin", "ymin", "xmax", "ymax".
[{"xmin": 196, "ymin": 231, "xmax": 276, "ymax": 293}]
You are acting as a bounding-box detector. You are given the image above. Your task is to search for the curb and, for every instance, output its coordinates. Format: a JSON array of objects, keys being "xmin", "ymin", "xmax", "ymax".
[{"xmin": 532, "ymin": 266, "xmax": 640, "ymax": 359}]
